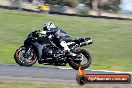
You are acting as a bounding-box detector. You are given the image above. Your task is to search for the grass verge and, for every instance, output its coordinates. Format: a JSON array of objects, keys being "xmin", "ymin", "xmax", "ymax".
[{"xmin": 0, "ymin": 81, "xmax": 126, "ymax": 88}]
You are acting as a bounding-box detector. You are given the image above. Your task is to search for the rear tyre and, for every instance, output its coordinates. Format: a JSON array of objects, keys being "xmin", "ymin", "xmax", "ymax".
[
  {"xmin": 14, "ymin": 46, "xmax": 37, "ymax": 66},
  {"xmin": 68, "ymin": 49, "xmax": 92, "ymax": 70}
]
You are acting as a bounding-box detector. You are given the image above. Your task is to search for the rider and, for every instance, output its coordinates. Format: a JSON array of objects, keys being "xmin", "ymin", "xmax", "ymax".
[{"xmin": 39, "ymin": 22, "xmax": 71, "ymax": 52}]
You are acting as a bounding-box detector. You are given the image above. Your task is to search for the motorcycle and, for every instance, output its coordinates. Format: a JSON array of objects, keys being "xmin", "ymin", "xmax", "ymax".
[{"xmin": 14, "ymin": 30, "xmax": 93, "ymax": 70}]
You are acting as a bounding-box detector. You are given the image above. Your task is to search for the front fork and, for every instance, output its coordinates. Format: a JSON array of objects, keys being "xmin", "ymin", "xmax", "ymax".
[
  {"xmin": 26, "ymin": 47, "xmax": 32, "ymax": 55},
  {"xmin": 22, "ymin": 46, "xmax": 32, "ymax": 58}
]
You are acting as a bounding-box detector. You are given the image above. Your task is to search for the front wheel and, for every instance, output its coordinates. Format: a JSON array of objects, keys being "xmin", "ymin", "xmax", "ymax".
[
  {"xmin": 14, "ymin": 46, "xmax": 37, "ymax": 66},
  {"xmin": 68, "ymin": 49, "xmax": 92, "ymax": 70}
]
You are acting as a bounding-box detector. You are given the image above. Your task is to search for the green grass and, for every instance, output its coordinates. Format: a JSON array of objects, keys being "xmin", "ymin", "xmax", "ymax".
[
  {"xmin": 0, "ymin": 81, "xmax": 123, "ymax": 88},
  {"xmin": 0, "ymin": 9, "xmax": 132, "ymax": 71}
]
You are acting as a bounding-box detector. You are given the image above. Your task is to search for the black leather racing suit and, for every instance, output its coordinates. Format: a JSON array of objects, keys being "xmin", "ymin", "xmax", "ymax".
[{"xmin": 45, "ymin": 27, "xmax": 72, "ymax": 49}]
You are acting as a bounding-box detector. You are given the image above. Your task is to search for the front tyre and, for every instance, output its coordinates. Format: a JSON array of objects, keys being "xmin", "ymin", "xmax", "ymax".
[
  {"xmin": 14, "ymin": 46, "xmax": 37, "ymax": 66},
  {"xmin": 68, "ymin": 49, "xmax": 92, "ymax": 70}
]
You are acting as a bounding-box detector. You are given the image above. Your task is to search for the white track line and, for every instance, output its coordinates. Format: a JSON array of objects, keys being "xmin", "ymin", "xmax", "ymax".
[
  {"xmin": 58, "ymin": 67, "xmax": 132, "ymax": 74},
  {"xmin": 90, "ymin": 70, "xmax": 132, "ymax": 74}
]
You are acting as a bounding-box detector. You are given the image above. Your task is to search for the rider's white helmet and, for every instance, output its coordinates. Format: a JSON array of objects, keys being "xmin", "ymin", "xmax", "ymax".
[{"xmin": 43, "ymin": 22, "xmax": 56, "ymax": 31}]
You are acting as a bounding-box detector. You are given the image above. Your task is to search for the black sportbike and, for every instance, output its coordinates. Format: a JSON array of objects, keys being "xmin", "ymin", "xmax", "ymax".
[{"xmin": 14, "ymin": 30, "xmax": 93, "ymax": 70}]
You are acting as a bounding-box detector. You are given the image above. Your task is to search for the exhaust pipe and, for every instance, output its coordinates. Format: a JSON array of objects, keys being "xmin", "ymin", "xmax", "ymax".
[{"xmin": 80, "ymin": 39, "xmax": 93, "ymax": 47}]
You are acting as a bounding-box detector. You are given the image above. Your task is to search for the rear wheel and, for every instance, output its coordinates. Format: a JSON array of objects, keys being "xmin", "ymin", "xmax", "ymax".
[
  {"xmin": 68, "ymin": 49, "xmax": 92, "ymax": 70},
  {"xmin": 14, "ymin": 46, "xmax": 37, "ymax": 66}
]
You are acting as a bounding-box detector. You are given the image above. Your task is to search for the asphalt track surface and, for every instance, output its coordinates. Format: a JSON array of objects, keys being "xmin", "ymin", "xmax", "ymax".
[{"xmin": 0, "ymin": 64, "xmax": 132, "ymax": 87}]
